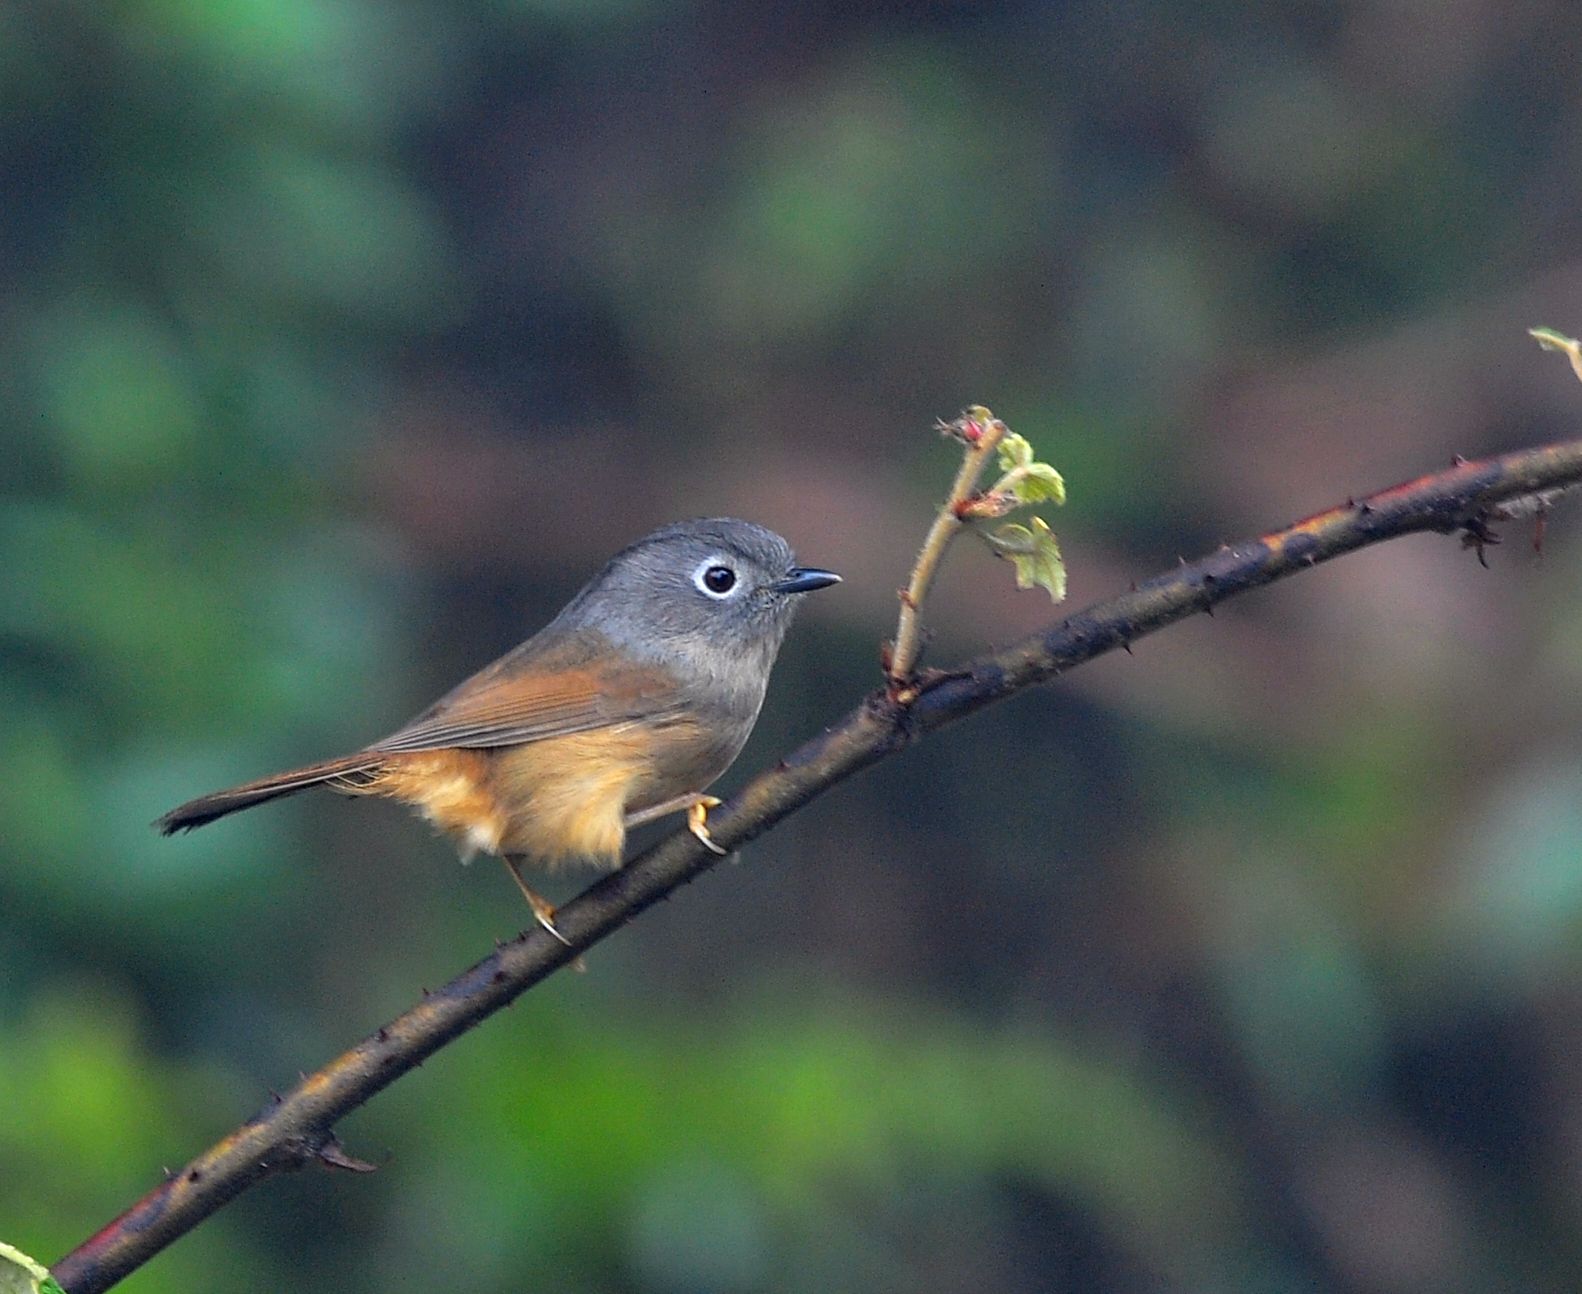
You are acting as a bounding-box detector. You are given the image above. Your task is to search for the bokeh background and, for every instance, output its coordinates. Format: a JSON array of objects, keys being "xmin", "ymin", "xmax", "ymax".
[{"xmin": 7, "ymin": 2, "xmax": 1582, "ymax": 1291}]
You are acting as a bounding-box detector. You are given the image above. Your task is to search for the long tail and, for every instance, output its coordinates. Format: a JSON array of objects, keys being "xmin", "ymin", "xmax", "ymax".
[{"xmin": 155, "ymin": 753, "xmax": 384, "ymax": 834}]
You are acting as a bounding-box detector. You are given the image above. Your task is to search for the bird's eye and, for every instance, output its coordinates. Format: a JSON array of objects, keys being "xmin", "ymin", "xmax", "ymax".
[{"xmin": 694, "ymin": 561, "xmax": 739, "ymax": 598}]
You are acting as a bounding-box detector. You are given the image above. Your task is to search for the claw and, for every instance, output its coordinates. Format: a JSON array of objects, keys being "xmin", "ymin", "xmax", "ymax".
[
  {"xmin": 502, "ymin": 855, "xmax": 573, "ymax": 947},
  {"xmin": 530, "ymin": 900, "xmax": 573, "ymax": 948},
  {"xmin": 688, "ymin": 796, "xmax": 728, "ymax": 855}
]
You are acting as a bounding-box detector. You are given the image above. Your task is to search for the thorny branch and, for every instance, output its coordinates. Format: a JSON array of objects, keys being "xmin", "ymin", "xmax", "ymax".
[{"xmin": 52, "ymin": 435, "xmax": 1582, "ymax": 1294}]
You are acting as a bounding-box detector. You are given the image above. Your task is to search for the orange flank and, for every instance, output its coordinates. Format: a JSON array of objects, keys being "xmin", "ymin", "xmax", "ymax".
[{"xmin": 347, "ymin": 731, "xmax": 655, "ymax": 870}]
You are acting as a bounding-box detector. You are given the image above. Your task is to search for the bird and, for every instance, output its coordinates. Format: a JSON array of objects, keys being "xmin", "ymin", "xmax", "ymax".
[{"xmin": 157, "ymin": 518, "xmax": 839, "ymax": 941}]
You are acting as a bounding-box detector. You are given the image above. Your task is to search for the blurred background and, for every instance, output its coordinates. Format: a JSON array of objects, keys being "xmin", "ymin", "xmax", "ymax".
[{"xmin": 6, "ymin": 1, "xmax": 1582, "ymax": 1290}]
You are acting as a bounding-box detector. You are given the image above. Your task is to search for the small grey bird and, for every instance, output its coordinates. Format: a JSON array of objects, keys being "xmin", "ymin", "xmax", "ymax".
[{"xmin": 157, "ymin": 518, "xmax": 839, "ymax": 938}]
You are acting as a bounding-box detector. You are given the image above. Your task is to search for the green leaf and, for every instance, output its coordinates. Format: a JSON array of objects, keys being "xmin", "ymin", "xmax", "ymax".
[
  {"xmin": 982, "ymin": 516, "xmax": 1066, "ymax": 601},
  {"xmin": 996, "ymin": 431, "xmax": 1034, "ymax": 471},
  {"xmin": 1530, "ymin": 326, "xmax": 1582, "ymax": 384},
  {"xmin": 1012, "ymin": 462, "xmax": 1066, "ymax": 505},
  {"xmin": 0, "ymin": 1242, "xmax": 60, "ymax": 1294},
  {"xmin": 1529, "ymin": 326, "xmax": 1577, "ymax": 352}
]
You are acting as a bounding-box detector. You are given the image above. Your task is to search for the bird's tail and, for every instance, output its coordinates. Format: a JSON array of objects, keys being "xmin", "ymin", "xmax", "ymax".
[{"xmin": 155, "ymin": 753, "xmax": 385, "ymax": 834}]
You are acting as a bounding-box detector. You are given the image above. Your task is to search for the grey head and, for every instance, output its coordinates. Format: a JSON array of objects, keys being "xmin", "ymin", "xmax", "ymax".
[{"xmin": 551, "ymin": 518, "xmax": 838, "ymax": 687}]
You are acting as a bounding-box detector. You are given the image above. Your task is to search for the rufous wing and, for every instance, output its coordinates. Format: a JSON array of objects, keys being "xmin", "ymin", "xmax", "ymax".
[{"xmin": 369, "ymin": 630, "xmax": 684, "ymax": 754}]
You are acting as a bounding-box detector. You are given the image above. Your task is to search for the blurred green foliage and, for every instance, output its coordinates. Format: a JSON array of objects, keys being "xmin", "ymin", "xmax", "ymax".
[{"xmin": 7, "ymin": 1, "xmax": 1582, "ymax": 1291}]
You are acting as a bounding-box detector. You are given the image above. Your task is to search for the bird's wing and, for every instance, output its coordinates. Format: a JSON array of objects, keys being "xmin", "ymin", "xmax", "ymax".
[{"xmin": 369, "ymin": 632, "xmax": 682, "ymax": 753}]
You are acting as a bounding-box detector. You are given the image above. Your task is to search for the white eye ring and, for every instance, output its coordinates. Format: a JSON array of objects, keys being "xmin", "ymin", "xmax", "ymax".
[{"xmin": 692, "ymin": 556, "xmax": 740, "ymax": 599}]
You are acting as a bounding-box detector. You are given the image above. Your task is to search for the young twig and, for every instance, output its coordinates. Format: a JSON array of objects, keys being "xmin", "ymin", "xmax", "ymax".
[
  {"xmin": 888, "ymin": 407, "xmax": 1067, "ymax": 689},
  {"xmin": 888, "ymin": 406, "xmax": 1008, "ymax": 686}
]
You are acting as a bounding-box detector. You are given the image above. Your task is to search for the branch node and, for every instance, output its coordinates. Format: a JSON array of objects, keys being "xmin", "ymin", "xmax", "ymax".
[
  {"xmin": 316, "ymin": 1136, "xmax": 378, "ymax": 1174},
  {"xmin": 1461, "ymin": 517, "xmax": 1501, "ymax": 567}
]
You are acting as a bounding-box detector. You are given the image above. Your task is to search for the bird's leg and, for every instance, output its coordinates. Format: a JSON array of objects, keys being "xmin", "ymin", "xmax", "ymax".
[
  {"xmin": 624, "ymin": 792, "xmax": 728, "ymax": 855},
  {"xmin": 500, "ymin": 855, "xmax": 572, "ymax": 946}
]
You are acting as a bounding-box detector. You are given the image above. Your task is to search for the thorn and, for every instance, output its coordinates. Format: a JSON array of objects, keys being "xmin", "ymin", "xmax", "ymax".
[
  {"xmin": 316, "ymin": 1136, "xmax": 378, "ymax": 1174},
  {"xmin": 268, "ymin": 1090, "xmax": 282, "ymax": 1104},
  {"xmin": 187, "ymin": 1168, "xmax": 203, "ymax": 1183},
  {"xmin": 1357, "ymin": 501, "xmax": 1373, "ymax": 514},
  {"xmin": 162, "ymin": 1166, "xmax": 174, "ymax": 1180},
  {"xmin": 375, "ymin": 1027, "xmax": 389, "ymax": 1043},
  {"xmin": 1453, "ymin": 453, "xmax": 1469, "ymax": 466},
  {"xmin": 1122, "ymin": 641, "xmax": 1134, "ymax": 655},
  {"xmin": 1346, "ymin": 496, "xmax": 1355, "ymax": 507}
]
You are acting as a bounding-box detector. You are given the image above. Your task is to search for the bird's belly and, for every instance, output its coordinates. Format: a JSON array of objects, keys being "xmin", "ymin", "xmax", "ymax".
[
  {"xmin": 492, "ymin": 717, "xmax": 738, "ymax": 867},
  {"xmin": 366, "ymin": 718, "xmax": 740, "ymax": 872},
  {"xmin": 489, "ymin": 728, "xmax": 654, "ymax": 868}
]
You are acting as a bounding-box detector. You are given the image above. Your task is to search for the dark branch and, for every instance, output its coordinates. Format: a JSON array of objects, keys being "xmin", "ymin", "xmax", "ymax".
[{"xmin": 52, "ymin": 438, "xmax": 1582, "ymax": 1294}]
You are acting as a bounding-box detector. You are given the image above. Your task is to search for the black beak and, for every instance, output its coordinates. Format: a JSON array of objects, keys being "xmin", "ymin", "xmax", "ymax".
[{"xmin": 772, "ymin": 566, "xmax": 841, "ymax": 595}]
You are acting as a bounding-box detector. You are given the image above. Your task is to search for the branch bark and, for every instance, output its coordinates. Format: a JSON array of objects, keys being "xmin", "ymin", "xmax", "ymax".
[{"xmin": 52, "ymin": 437, "xmax": 1582, "ymax": 1294}]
